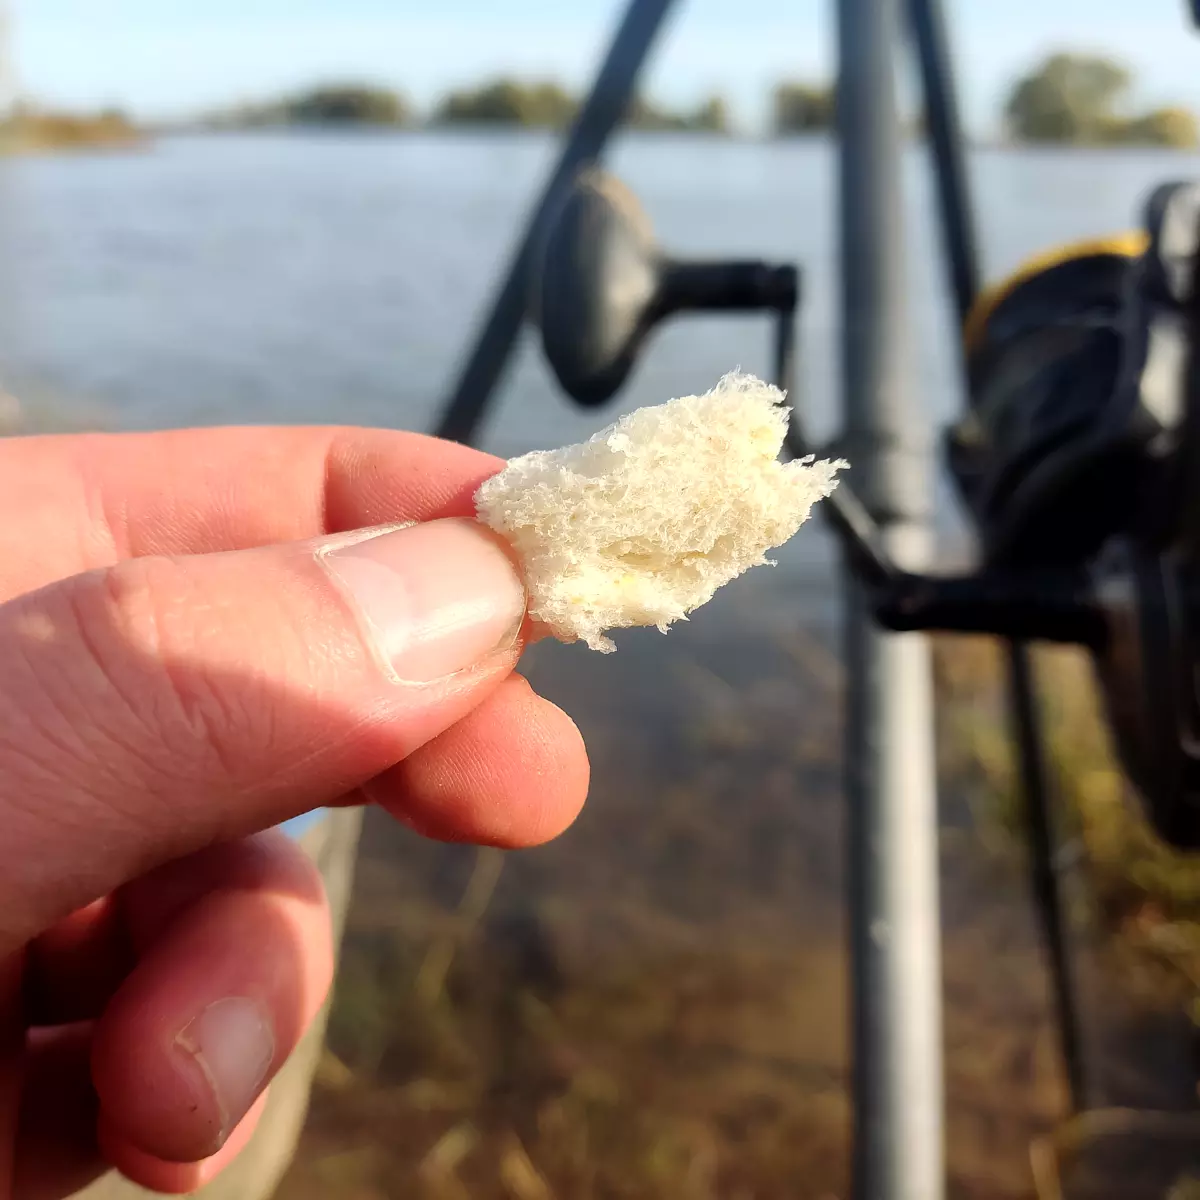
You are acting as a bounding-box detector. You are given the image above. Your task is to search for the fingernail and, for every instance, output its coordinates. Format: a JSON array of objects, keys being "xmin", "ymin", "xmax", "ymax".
[
  {"xmin": 319, "ymin": 518, "xmax": 527, "ymax": 684},
  {"xmin": 176, "ymin": 997, "xmax": 275, "ymax": 1144}
]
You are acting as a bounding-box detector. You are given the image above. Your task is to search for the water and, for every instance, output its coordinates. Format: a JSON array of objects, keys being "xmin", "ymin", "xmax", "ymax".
[{"xmin": 0, "ymin": 131, "xmax": 1189, "ymax": 453}]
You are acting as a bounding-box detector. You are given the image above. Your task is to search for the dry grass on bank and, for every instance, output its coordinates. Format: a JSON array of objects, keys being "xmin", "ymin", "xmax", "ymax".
[{"xmin": 0, "ymin": 109, "xmax": 143, "ymax": 154}]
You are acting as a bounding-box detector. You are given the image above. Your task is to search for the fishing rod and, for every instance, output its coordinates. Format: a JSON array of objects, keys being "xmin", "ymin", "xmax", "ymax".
[{"xmin": 433, "ymin": 0, "xmax": 680, "ymax": 444}]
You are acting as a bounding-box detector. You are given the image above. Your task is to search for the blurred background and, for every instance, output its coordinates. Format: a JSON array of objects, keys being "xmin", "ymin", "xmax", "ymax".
[{"xmin": 7, "ymin": 2, "xmax": 1200, "ymax": 1197}]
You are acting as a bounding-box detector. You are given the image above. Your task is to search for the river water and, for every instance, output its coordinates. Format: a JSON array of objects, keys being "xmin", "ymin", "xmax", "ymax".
[
  {"xmin": 0, "ymin": 131, "xmax": 1188, "ymax": 448},
  {"xmin": 6, "ymin": 133, "xmax": 1200, "ymax": 1198}
]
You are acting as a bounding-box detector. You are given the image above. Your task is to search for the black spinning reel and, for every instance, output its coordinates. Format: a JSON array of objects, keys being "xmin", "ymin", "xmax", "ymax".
[
  {"xmin": 533, "ymin": 167, "xmax": 1200, "ymax": 850},
  {"xmin": 534, "ymin": 167, "xmax": 798, "ymax": 406},
  {"xmin": 883, "ymin": 181, "xmax": 1200, "ymax": 849}
]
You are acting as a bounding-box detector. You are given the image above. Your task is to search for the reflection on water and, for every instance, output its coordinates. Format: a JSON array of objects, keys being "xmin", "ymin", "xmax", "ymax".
[
  {"xmin": 3, "ymin": 132, "xmax": 1200, "ymax": 1196},
  {"xmin": 277, "ymin": 613, "xmax": 1072, "ymax": 1199}
]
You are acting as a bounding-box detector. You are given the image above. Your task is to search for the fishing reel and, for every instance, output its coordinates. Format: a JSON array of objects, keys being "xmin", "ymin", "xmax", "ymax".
[
  {"xmin": 534, "ymin": 167, "xmax": 799, "ymax": 407},
  {"xmin": 533, "ymin": 167, "xmax": 1200, "ymax": 850},
  {"xmin": 882, "ymin": 181, "xmax": 1200, "ymax": 848}
]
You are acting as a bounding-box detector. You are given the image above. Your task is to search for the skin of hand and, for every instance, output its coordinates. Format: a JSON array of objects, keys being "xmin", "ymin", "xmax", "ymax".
[{"xmin": 0, "ymin": 426, "xmax": 590, "ymax": 1198}]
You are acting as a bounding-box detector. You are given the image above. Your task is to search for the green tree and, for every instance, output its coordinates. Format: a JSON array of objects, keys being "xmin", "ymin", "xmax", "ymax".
[
  {"xmin": 435, "ymin": 79, "xmax": 577, "ymax": 128},
  {"xmin": 690, "ymin": 95, "xmax": 729, "ymax": 133},
  {"xmin": 1003, "ymin": 53, "xmax": 1200, "ymax": 147},
  {"xmin": 625, "ymin": 94, "xmax": 688, "ymax": 131},
  {"xmin": 1119, "ymin": 106, "xmax": 1200, "ymax": 149},
  {"xmin": 285, "ymin": 85, "xmax": 411, "ymax": 126},
  {"xmin": 1003, "ymin": 53, "xmax": 1130, "ymax": 143},
  {"xmin": 202, "ymin": 85, "xmax": 411, "ymax": 129},
  {"xmin": 623, "ymin": 93, "xmax": 730, "ymax": 133},
  {"xmin": 773, "ymin": 82, "xmax": 835, "ymax": 135}
]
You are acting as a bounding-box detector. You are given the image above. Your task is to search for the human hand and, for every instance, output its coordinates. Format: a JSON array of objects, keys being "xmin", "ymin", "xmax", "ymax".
[{"xmin": 0, "ymin": 426, "xmax": 589, "ymax": 1197}]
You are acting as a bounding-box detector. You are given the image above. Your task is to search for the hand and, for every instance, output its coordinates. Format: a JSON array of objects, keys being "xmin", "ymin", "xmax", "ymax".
[{"xmin": 0, "ymin": 426, "xmax": 589, "ymax": 1197}]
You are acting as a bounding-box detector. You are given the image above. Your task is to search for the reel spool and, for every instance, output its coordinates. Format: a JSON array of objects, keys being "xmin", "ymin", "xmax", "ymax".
[{"xmin": 893, "ymin": 182, "xmax": 1200, "ymax": 847}]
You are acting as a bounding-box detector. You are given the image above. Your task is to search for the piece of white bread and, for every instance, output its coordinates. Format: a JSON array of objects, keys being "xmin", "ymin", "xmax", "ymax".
[{"xmin": 475, "ymin": 372, "xmax": 847, "ymax": 652}]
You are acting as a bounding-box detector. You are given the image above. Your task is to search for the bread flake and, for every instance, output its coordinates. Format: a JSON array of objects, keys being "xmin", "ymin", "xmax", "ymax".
[{"xmin": 474, "ymin": 372, "xmax": 846, "ymax": 652}]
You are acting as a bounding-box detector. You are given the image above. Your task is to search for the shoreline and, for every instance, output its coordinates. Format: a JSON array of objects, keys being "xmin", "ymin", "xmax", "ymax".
[{"xmin": 139, "ymin": 125, "xmax": 1200, "ymax": 153}]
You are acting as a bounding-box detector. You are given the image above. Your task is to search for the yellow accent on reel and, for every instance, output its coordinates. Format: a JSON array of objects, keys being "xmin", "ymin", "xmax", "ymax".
[{"xmin": 963, "ymin": 231, "xmax": 1150, "ymax": 353}]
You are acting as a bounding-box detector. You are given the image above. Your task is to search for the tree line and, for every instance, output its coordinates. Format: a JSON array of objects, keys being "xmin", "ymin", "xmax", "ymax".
[
  {"xmin": 775, "ymin": 53, "xmax": 1198, "ymax": 146},
  {"xmin": 1000, "ymin": 54, "xmax": 1196, "ymax": 146},
  {"xmin": 199, "ymin": 53, "xmax": 1199, "ymax": 148},
  {"xmin": 202, "ymin": 82, "xmax": 729, "ymax": 134}
]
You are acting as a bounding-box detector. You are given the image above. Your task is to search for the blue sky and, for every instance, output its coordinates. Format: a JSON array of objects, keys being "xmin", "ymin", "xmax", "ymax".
[{"xmin": 10, "ymin": 0, "xmax": 1200, "ymax": 134}]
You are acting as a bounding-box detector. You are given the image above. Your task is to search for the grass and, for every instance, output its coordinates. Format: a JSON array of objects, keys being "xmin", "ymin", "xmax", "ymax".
[
  {"xmin": 932, "ymin": 637, "xmax": 1200, "ymax": 1196},
  {"xmin": 936, "ymin": 636, "xmax": 1200, "ymax": 1013},
  {"xmin": 0, "ymin": 108, "xmax": 144, "ymax": 154}
]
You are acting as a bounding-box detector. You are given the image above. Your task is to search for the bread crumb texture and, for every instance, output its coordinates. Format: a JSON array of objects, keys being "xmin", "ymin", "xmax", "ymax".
[{"xmin": 475, "ymin": 372, "xmax": 847, "ymax": 652}]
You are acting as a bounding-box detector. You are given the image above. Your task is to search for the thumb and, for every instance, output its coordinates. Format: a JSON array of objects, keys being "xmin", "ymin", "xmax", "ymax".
[{"xmin": 0, "ymin": 518, "xmax": 527, "ymax": 949}]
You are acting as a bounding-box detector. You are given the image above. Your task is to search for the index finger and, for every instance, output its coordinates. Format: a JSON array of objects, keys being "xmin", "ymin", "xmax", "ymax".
[{"xmin": 0, "ymin": 426, "xmax": 504, "ymax": 597}]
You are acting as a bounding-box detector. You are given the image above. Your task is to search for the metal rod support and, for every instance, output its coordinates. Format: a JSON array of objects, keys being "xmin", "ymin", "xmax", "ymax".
[
  {"xmin": 775, "ymin": 294, "xmax": 896, "ymax": 584},
  {"xmin": 773, "ymin": 302, "xmax": 796, "ymax": 396},
  {"xmin": 837, "ymin": 1, "xmax": 943, "ymax": 1197},
  {"xmin": 906, "ymin": 0, "xmax": 1088, "ymax": 1115},
  {"xmin": 1006, "ymin": 643, "xmax": 1090, "ymax": 1111},
  {"xmin": 904, "ymin": 0, "xmax": 980, "ymax": 323},
  {"xmin": 433, "ymin": 0, "xmax": 678, "ymax": 446},
  {"xmin": 785, "ymin": 422, "xmax": 898, "ymax": 587}
]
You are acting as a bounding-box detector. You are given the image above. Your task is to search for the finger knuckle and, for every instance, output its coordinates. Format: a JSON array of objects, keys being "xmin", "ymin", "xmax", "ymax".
[{"xmin": 64, "ymin": 558, "xmax": 256, "ymax": 787}]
